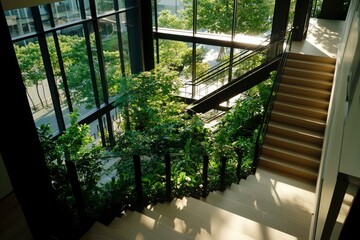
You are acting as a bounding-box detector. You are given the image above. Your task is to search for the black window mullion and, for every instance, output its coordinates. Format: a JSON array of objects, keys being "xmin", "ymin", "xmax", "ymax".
[
  {"xmin": 31, "ymin": 6, "xmax": 66, "ymax": 132},
  {"xmin": 46, "ymin": 4, "xmax": 74, "ymax": 113},
  {"xmin": 114, "ymin": 0, "xmax": 126, "ymax": 76}
]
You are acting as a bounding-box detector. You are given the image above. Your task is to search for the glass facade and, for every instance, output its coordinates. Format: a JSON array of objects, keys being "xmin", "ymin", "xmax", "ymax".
[
  {"xmin": 4, "ymin": 0, "xmax": 137, "ymax": 148},
  {"xmin": 4, "ymin": 0, "xmax": 292, "ymax": 147}
]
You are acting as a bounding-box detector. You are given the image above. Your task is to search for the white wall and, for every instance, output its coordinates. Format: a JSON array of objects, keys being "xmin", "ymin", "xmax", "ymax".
[
  {"xmin": 0, "ymin": 153, "xmax": 13, "ymax": 199},
  {"xmin": 339, "ymin": 11, "xmax": 360, "ymax": 178},
  {"xmin": 313, "ymin": 1, "xmax": 360, "ymax": 239}
]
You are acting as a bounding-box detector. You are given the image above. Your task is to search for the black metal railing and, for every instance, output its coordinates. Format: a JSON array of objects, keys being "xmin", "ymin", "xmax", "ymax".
[
  {"xmin": 179, "ymin": 35, "xmax": 272, "ymax": 99},
  {"xmin": 180, "ymin": 34, "xmax": 289, "ymax": 101},
  {"xmin": 252, "ymin": 28, "xmax": 294, "ymax": 171}
]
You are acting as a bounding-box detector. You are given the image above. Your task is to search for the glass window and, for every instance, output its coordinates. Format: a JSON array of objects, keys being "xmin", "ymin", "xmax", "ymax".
[
  {"xmin": 157, "ymin": 0, "xmax": 192, "ymax": 31},
  {"xmin": 235, "ymin": 0, "xmax": 274, "ymax": 37},
  {"xmin": 96, "ymin": 0, "xmax": 115, "ymax": 15},
  {"xmin": 14, "ymin": 38, "xmax": 60, "ymax": 133},
  {"xmin": 5, "ymin": 8, "xmax": 35, "ymax": 37}
]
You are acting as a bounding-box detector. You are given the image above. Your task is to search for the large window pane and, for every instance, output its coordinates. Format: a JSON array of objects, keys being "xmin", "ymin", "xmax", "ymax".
[
  {"xmin": 57, "ymin": 26, "xmax": 97, "ymax": 110},
  {"xmin": 196, "ymin": 0, "xmax": 233, "ymax": 35},
  {"xmin": 14, "ymin": 38, "xmax": 60, "ymax": 133},
  {"xmin": 5, "ymin": 8, "xmax": 35, "ymax": 38},
  {"xmin": 96, "ymin": 0, "xmax": 115, "ymax": 15},
  {"xmin": 40, "ymin": 0, "xmax": 88, "ymax": 30},
  {"xmin": 236, "ymin": 0, "xmax": 274, "ymax": 36},
  {"xmin": 157, "ymin": 0, "xmax": 192, "ymax": 31}
]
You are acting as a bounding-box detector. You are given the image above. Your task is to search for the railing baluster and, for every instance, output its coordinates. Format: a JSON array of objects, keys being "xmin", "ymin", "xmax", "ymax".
[
  {"xmin": 65, "ymin": 159, "xmax": 87, "ymax": 226},
  {"xmin": 133, "ymin": 155, "xmax": 144, "ymax": 212},
  {"xmin": 220, "ymin": 156, "xmax": 227, "ymax": 192},
  {"xmin": 165, "ymin": 153, "xmax": 172, "ymax": 202},
  {"xmin": 202, "ymin": 155, "xmax": 209, "ymax": 198}
]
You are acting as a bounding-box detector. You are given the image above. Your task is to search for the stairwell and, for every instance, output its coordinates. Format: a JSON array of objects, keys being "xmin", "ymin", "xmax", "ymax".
[
  {"xmin": 80, "ymin": 53, "xmax": 335, "ymax": 240},
  {"xmin": 259, "ymin": 52, "xmax": 336, "ymax": 183}
]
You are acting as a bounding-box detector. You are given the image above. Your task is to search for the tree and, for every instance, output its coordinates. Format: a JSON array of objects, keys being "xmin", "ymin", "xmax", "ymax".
[{"xmin": 14, "ymin": 42, "xmax": 48, "ymax": 110}]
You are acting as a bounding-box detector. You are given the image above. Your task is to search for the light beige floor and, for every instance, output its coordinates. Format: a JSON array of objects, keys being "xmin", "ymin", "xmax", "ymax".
[{"xmin": 291, "ymin": 18, "xmax": 345, "ymax": 58}]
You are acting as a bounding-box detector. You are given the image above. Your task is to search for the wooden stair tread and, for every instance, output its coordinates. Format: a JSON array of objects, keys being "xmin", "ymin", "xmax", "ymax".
[
  {"xmin": 265, "ymin": 133, "xmax": 322, "ymax": 152},
  {"xmin": 276, "ymin": 92, "xmax": 330, "ymax": 109},
  {"xmin": 267, "ymin": 121, "xmax": 324, "ymax": 140},
  {"xmin": 285, "ymin": 58, "xmax": 336, "ymax": 71},
  {"xmin": 273, "ymin": 101, "xmax": 328, "ymax": 120},
  {"xmin": 281, "ymin": 74, "xmax": 333, "ymax": 88},
  {"xmin": 80, "ymin": 221, "xmax": 126, "ymax": 240},
  {"xmin": 109, "ymin": 210, "xmax": 192, "ymax": 240},
  {"xmin": 279, "ymin": 83, "xmax": 331, "ymax": 95},
  {"xmin": 271, "ymin": 110, "xmax": 326, "ymax": 126},
  {"xmin": 259, "ymin": 155, "xmax": 319, "ymax": 177},
  {"xmin": 185, "ymin": 197, "xmax": 298, "ymax": 240},
  {"xmin": 287, "ymin": 52, "xmax": 336, "ymax": 64},
  {"xmin": 283, "ymin": 67, "xmax": 334, "ymax": 81},
  {"xmin": 208, "ymin": 189, "xmax": 312, "ymax": 224},
  {"xmin": 262, "ymin": 143, "xmax": 320, "ymax": 164}
]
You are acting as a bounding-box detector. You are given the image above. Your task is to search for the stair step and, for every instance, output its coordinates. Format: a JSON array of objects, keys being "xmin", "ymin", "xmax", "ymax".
[
  {"xmin": 287, "ymin": 52, "xmax": 336, "ymax": 65},
  {"xmin": 185, "ymin": 197, "xmax": 298, "ymax": 240},
  {"xmin": 278, "ymin": 83, "xmax": 331, "ymax": 100},
  {"xmin": 267, "ymin": 121, "xmax": 324, "ymax": 145},
  {"xmin": 283, "ymin": 67, "xmax": 334, "ymax": 81},
  {"xmin": 285, "ymin": 58, "xmax": 336, "ymax": 73},
  {"xmin": 276, "ymin": 92, "xmax": 329, "ymax": 110},
  {"xmin": 231, "ymin": 167, "xmax": 316, "ymax": 195},
  {"xmin": 264, "ymin": 133, "xmax": 322, "ymax": 158},
  {"xmin": 259, "ymin": 155, "xmax": 318, "ymax": 183},
  {"xmin": 273, "ymin": 101, "xmax": 328, "ymax": 120},
  {"xmin": 109, "ymin": 210, "xmax": 191, "ymax": 240},
  {"xmin": 209, "ymin": 189, "xmax": 312, "ymax": 224},
  {"xmin": 281, "ymin": 75, "xmax": 333, "ymax": 91},
  {"xmin": 261, "ymin": 143, "xmax": 320, "ymax": 170},
  {"xmin": 270, "ymin": 110, "xmax": 326, "ymax": 132},
  {"xmin": 80, "ymin": 221, "xmax": 126, "ymax": 240},
  {"xmin": 144, "ymin": 198, "xmax": 215, "ymax": 239}
]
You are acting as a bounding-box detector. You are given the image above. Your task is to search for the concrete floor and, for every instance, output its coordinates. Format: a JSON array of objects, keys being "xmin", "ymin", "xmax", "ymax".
[{"xmin": 291, "ymin": 18, "xmax": 345, "ymax": 58}]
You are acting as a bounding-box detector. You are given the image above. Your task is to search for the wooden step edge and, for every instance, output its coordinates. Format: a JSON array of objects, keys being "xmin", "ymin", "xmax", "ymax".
[
  {"xmin": 265, "ymin": 133, "xmax": 322, "ymax": 152},
  {"xmin": 267, "ymin": 121, "xmax": 325, "ymax": 140},
  {"xmin": 285, "ymin": 58, "xmax": 336, "ymax": 69},
  {"xmin": 287, "ymin": 52, "xmax": 336, "ymax": 64},
  {"xmin": 259, "ymin": 156, "xmax": 318, "ymax": 183},
  {"xmin": 282, "ymin": 74, "xmax": 334, "ymax": 86},
  {"xmin": 271, "ymin": 110, "xmax": 326, "ymax": 126},
  {"xmin": 274, "ymin": 101, "xmax": 328, "ymax": 116},
  {"xmin": 262, "ymin": 142, "xmax": 320, "ymax": 167},
  {"xmin": 279, "ymin": 83, "xmax": 332, "ymax": 95},
  {"xmin": 276, "ymin": 92, "xmax": 330, "ymax": 106},
  {"xmin": 284, "ymin": 66, "xmax": 334, "ymax": 77}
]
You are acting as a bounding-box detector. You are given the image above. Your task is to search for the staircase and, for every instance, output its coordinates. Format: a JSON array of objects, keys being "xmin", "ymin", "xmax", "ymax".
[
  {"xmin": 80, "ymin": 53, "xmax": 335, "ymax": 240},
  {"xmin": 259, "ymin": 52, "xmax": 336, "ymax": 183},
  {"xmin": 80, "ymin": 167, "xmax": 316, "ymax": 240}
]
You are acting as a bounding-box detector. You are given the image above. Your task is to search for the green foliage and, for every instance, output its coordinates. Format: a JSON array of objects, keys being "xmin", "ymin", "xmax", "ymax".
[{"xmin": 38, "ymin": 111, "xmax": 106, "ymax": 225}]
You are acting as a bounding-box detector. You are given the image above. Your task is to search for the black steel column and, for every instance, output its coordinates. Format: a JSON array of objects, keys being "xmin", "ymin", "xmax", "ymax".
[
  {"xmin": 138, "ymin": 0, "xmax": 155, "ymax": 71},
  {"xmin": 125, "ymin": 0, "xmax": 143, "ymax": 73},
  {"xmin": 0, "ymin": 3, "xmax": 62, "ymax": 239},
  {"xmin": 269, "ymin": 0, "xmax": 291, "ymax": 56},
  {"xmin": 293, "ymin": 0, "xmax": 312, "ymax": 41}
]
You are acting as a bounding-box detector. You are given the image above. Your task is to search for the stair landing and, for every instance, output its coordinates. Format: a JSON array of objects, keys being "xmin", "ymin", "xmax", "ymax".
[{"xmin": 81, "ymin": 167, "xmax": 316, "ymax": 240}]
